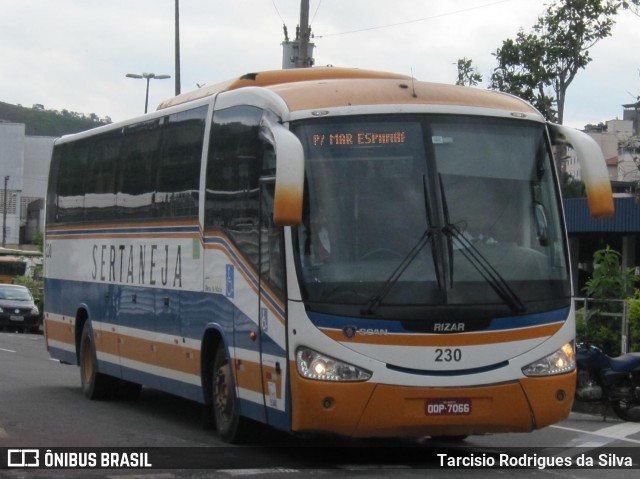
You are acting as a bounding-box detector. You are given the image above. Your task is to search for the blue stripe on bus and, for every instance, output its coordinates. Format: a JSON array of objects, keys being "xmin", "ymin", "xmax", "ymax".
[
  {"xmin": 120, "ymin": 364, "xmax": 204, "ymax": 403},
  {"xmin": 204, "ymin": 235, "xmax": 286, "ymax": 320},
  {"xmin": 47, "ymin": 225, "xmax": 199, "ymax": 236},
  {"xmin": 44, "ymin": 278, "xmax": 286, "ymax": 352},
  {"xmin": 44, "ymin": 276, "xmax": 287, "ymax": 381},
  {"xmin": 238, "ymin": 397, "xmax": 290, "ymax": 432},
  {"xmin": 47, "ymin": 346, "xmax": 77, "ymax": 365},
  {"xmin": 386, "ymin": 360, "xmax": 510, "ymax": 376}
]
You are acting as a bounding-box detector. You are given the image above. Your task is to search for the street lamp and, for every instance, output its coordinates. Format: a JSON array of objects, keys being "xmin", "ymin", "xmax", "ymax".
[{"xmin": 126, "ymin": 72, "xmax": 171, "ymax": 113}]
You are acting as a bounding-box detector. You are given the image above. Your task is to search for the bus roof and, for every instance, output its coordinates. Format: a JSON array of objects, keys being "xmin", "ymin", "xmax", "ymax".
[{"xmin": 158, "ymin": 67, "xmax": 541, "ymax": 118}]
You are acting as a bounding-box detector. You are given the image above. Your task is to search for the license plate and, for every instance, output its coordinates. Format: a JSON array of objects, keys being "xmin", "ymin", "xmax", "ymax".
[
  {"xmin": 9, "ymin": 315, "xmax": 24, "ymax": 322},
  {"xmin": 425, "ymin": 398, "xmax": 472, "ymax": 416}
]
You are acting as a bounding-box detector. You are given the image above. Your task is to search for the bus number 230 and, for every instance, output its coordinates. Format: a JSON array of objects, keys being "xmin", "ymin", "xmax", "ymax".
[{"xmin": 435, "ymin": 348, "xmax": 462, "ymax": 362}]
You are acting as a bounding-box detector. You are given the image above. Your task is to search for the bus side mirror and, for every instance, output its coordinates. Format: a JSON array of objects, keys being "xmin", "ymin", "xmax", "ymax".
[
  {"xmin": 548, "ymin": 123, "xmax": 614, "ymax": 218},
  {"xmin": 260, "ymin": 115, "xmax": 305, "ymax": 226}
]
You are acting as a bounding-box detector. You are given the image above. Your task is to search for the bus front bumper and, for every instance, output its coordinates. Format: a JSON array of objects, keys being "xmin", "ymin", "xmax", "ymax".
[{"xmin": 290, "ymin": 371, "xmax": 576, "ymax": 438}]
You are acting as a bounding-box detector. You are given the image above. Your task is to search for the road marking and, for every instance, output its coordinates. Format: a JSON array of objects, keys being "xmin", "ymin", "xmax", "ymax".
[
  {"xmin": 0, "ymin": 348, "xmax": 16, "ymax": 353},
  {"xmin": 551, "ymin": 421, "xmax": 640, "ymax": 445},
  {"xmin": 109, "ymin": 475, "xmax": 177, "ymax": 479},
  {"xmin": 0, "ymin": 427, "xmax": 8, "ymax": 438},
  {"xmin": 218, "ymin": 469, "xmax": 299, "ymax": 476}
]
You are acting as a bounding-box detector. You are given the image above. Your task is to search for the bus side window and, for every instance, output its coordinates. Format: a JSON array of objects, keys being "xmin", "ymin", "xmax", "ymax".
[
  {"xmin": 85, "ymin": 132, "xmax": 121, "ymax": 222},
  {"xmin": 155, "ymin": 106, "xmax": 207, "ymax": 219},
  {"xmin": 56, "ymin": 140, "xmax": 90, "ymax": 224},
  {"xmin": 205, "ymin": 106, "xmax": 264, "ymax": 268},
  {"xmin": 260, "ymin": 180, "xmax": 284, "ymax": 296},
  {"xmin": 117, "ymin": 119, "xmax": 161, "ymax": 219}
]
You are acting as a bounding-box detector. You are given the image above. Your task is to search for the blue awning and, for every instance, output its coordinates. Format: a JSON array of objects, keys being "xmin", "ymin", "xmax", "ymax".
[{"xmin": 563, "ymin": 197, "xmax": 640, "ymax": 233}]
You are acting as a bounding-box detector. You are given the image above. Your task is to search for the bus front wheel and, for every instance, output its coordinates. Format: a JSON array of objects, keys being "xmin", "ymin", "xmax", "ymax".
[
  {"xmin": 212, "ymin": 342, "xmax": 248, "ymax": 443},
  {"xmin": 79, "ymin": 321, "xmax": 112, "ymax": 400}
]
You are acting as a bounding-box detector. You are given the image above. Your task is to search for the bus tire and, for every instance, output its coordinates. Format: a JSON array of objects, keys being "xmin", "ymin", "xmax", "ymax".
[
  {"xmin": 211, "ymin": 342, "xmax": 249, "ymax": 443},
  {"xmin": 79, "ymin": 321, "xmax": 112, "ymax": 400}
]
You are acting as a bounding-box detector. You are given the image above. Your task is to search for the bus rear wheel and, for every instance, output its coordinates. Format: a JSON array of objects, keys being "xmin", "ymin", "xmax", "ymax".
[
  {"xmin": 212, "ymin": 342, "xmax": 249, "ymax": 443},
  {"xmin": 79, "ymin": 321, "xmax": 112, "ymax": 400}
]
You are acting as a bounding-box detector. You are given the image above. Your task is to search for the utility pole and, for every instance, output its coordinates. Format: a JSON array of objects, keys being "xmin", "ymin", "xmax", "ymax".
[
  {"xmin": 175, "ymin": 0, "xmax": 181, "ymax": 95},
  {"xmin": 282, "ymin": 0, "xmax": 314, "ymax": 69},
  {"xmin": 296, "ymin": 0, "xmax": 311, "ymax": 68}
]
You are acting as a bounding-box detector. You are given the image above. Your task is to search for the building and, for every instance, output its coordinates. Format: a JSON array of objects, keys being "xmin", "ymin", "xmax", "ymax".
[
  {"xmin": 565, "ymin": 196, "xmax": 640, "ymax": 293},
  {"xmin": 0, "ymin": 122, "xmax": 54, "ymax": 246},
  {"xmin": 623, "ymin": 101, "xmax": 639, "ymax": 137},
  {"xmin": 562, "ymin": 107, "xmax": 640, "ymax": 293}
]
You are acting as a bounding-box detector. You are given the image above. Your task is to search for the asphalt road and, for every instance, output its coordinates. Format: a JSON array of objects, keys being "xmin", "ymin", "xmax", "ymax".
[{"xmin": 1, "ymin": 330, "xmax": 640, "ymax": 478}]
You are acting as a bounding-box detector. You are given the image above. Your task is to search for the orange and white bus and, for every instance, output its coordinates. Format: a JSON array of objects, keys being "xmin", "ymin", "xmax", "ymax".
[{"xmin": 44, "ymin": 67, "xmax": 613, "ymax": 442}]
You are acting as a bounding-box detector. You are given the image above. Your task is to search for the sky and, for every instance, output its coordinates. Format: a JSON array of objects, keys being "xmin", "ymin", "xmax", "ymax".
[{"xmin": 0, "ymin": 0, "xmax": 638, "ymax": 130}]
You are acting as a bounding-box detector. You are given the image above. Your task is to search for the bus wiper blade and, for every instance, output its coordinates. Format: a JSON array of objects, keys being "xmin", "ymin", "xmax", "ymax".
[
  {"xmin": 438, "ymin": 174, "xmax": 525, "ymax": 314},
  {"xmin": 443, "ymin": 222, "xmax": 526, "ymax": 313},
  {"xmin": 361, "ymin": 228, "xmax": 434, "ymax": 316}
]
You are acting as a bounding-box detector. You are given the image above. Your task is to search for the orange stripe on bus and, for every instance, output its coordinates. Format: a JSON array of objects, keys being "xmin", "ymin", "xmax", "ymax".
[
  {"xmin": 319, "ymin": 322, "xmax": 563, "ymax": 347},
  {"xmin": 97, "ymin": 330, "xmax": 201, "ymax": 376},
  {"xmin": 235, "ymin": 358, "xmax": 283, "ymax": 398},
  {"xmin": 44, "ymin": 317, "xmax": 75, "ymax": 345}
]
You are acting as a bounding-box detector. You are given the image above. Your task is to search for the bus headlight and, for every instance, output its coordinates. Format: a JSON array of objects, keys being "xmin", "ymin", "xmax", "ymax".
[
  {"xmin": 296, "ymin": 347, "xmax": 371, "ymax": 382},
  {"xmin": 522, "ymin": 342, "xmax": 575, "ymax": 377}
]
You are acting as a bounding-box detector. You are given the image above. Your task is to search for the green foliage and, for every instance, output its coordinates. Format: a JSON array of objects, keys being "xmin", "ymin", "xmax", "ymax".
[
  {"xmin": 490, "ymin": 0, "xmax": 619, "ymax": 123},
  {"xmin": 583, "ymin": 246, "xmax": 638, "ymax": 299},
  {"xmin": 579, "ymin": 246, "xmax": 640, "ymax": 355},
  {"xmin": 455, "ymin": 58, "xmax": 483, "ymax": 87},
  {"xmin": 33, "ymin": 230, "xmax": 44, "ymax": 252},
  {"xmin": 0, "ymin": 101, "xmax": 111, "ymax": 137}
]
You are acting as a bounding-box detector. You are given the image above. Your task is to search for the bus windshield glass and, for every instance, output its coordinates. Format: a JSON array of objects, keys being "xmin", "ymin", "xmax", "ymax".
[{"xmin": 292, "ymin": 115, "xmax": 569, "ymax": 319}]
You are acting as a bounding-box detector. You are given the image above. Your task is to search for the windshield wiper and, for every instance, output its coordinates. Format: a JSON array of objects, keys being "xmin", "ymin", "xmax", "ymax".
[
  {"xmin": 438, "ymin": 174, "xmax": 526, "ymax": 314},
  {"xmin": 361, "ymin": 228, "xmax": 434, "ymax": 315},
  {"xmin": 361, "ymin": 175, "xmax": 440, "ymax": 316}
]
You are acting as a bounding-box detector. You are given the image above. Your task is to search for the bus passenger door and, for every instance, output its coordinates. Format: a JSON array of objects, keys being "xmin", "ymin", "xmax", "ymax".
[{"xmin": 258, "ymin": 179, "xmax": 288, "ymax": 427}]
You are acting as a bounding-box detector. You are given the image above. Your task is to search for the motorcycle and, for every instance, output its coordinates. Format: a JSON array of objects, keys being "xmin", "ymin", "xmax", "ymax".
[{"xmin": 575, "ymin": 343, "xmax": 640, "ymax": 422}]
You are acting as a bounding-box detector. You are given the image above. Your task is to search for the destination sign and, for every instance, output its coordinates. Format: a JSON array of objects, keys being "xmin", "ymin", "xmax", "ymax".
[{"xmin": 312, "ymin": 131, "xmax": 407, "ymax": 147}]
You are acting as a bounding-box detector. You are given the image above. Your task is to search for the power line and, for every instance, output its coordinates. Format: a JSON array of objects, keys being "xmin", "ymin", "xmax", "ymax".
[
  {"xmin": 316, "ymin": 0, "xmax": 521, "ymax": 38},
  {"xmin": 311, "ymin": 0, "xmax": 322, "ymax": 25},
  {"xmin": 271, "ymin": 0, "xmax": 286, "ymax": 25}
]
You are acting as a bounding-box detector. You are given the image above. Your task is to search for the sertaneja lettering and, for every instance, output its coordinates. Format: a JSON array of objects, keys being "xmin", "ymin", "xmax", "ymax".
[{"xmin": 91, "ymin": 243, "xmax": 182, "ymax": 287}]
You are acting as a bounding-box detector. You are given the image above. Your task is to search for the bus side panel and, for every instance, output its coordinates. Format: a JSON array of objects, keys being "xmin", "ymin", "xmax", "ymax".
[
  {"xmin": 258, "ymin": 288, "xmax": 290, "ymax": 431},
  {"xmin": 203, "ymin": 233, "xmax": 292, "ymax": 431},
  {"xmin": 43, "ymin": 279, "xmax": 78, "ymax": 365},
  {"xmin": 43, "ymin": 277, "xmax": 112, "ymax": 371}
]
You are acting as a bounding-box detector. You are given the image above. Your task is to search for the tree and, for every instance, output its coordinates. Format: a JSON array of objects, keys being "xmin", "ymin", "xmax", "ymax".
[
  {"xmin": 455, "ymin": 57, "xmax": 483, "ymax": 87},
  {"xmin": 621, "ymin": 0, "xmax": 640, "ymax": 16},
  {"xmin": 490, "ymin": 0, "xmax": 619, "ymax": 124},
  {"xmin": 559, "ymin": 170, "xmax": 586, "ymax": 197},
  {"xmin": 584, "ymin": 246, "xmax": 638, "ymax": 299},
  {"xmin": 579, "ymin": 246, "xmax": 640, "ymax": 355}
]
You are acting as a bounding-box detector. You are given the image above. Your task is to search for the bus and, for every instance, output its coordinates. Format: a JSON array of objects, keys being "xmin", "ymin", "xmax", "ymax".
[
  {"xmin": 44, "ymin": 67, "xmax": 614, "ymax": 442},
  {"xmin": 0, "ymin": 249, "xmax": 42, "ymax": 284},
  {"xmin": 0, "ymin": 256, "xmax": 28, "ymax": 284}
]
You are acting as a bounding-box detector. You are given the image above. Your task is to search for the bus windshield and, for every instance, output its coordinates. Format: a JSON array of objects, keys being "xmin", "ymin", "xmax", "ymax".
[
  {"xmin": 292, "ymin": 115, "xmax": 570, "ymax": 319},
  {"xmin": 0, "ymin": 257, "xmax": 28, "ymax": 284}
]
